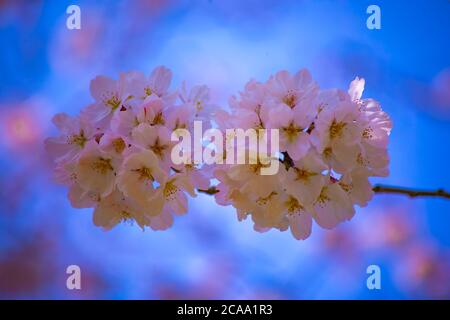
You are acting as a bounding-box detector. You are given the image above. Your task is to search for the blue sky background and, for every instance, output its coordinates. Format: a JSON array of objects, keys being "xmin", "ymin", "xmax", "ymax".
[{"xmin": 0, "ymin": 0, "xmax": 449, "ymax": 299}]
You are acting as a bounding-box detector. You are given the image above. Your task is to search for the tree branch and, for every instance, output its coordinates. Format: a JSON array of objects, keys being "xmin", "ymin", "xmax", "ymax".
[
  {"xmin": 198, "ymin": 185, "xmax": 450, "ymax": 200},
  {"xmin": 277, "ymin": 151, "xmax": 450, "ymax": 199},
  {"xmin": 372, "ymin": 184, "xmax": 450, "ymax": 199},
  {"xmin": 197, "ymin": 187, "xmax": 219, "ymax": 195}
]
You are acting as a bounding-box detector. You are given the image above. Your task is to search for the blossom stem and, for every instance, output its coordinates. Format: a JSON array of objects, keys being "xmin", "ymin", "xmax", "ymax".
[
  {"xmin": 198, "ymin": 185, "xmax": 450, "ymax": 199},
  {"xmin": 197, "ymin": 187, "xmax": 219, "ymax": 195},
  {"xmin": 373, "ymin": 184, "xmax": 450, "ymax": 199},
  {"xmin": 278, "ymin": 151, "xmax": 450, "ymax": 199}
]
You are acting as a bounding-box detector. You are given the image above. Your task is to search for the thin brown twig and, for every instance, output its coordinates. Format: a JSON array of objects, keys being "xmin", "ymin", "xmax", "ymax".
[
  {"xmin": 197, "ymin": 185, "xmax": 450, "ymax": 200},
  {"xmin": 197, "ymin": 187, "xmax": 219, "ymax": 195},
  {"xmin": 372, "ymin": 184, "xmax": 450, "ymax": 199}
]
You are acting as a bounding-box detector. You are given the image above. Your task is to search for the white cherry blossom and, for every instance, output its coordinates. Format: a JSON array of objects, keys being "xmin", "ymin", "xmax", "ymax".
[
  {"xmin": 46, "ymin": 67, "xmax": 392, "ymax": 240},
  {"xmin": 45, "ymin": 113, "xmax": 94, "ymax": 163},
  {"xmin": 75, "ymin": 141, "xmax": 117, "ymax": 197},
  {"xmin": 116, "ymin": 149, "xmax": 166, "ymax": 211}
]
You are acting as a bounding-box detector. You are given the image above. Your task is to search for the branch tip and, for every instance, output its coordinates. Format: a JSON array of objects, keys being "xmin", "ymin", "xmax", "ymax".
[{"xmin": 373, "ymin": 184, "xmax": 450, "ymax": 199}]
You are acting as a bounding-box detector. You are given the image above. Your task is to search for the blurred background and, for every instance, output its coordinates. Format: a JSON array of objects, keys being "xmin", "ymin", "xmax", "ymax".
[{"xmin": 0, "ymin": 0, "xmax": 449, "ymax": 299}]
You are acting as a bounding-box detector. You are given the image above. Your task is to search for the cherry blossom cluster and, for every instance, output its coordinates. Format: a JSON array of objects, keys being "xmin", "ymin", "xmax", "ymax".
[
  {"xmin": 46, "ymin": 66, "xmax": 392, "ymax": 240},
  {"xmin": 212, "ymin": 69, "xmax": 392, "ymax": 240},
  {"xmin": 45, "ymin": 66, "xmax": 213, "ymax": 230}
]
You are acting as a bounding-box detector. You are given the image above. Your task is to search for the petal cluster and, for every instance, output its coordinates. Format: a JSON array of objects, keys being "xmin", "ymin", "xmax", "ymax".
[
  {"xmin": 46, "ymin": 67, "xmax": 392, "ymax": 240},
  {"xmin": 213, "ymin": 70, "xmax": 392, "ymax": 240},
  {"xmin": 46, "ymin": 66, "xmax": 212, "ymax": 230}
]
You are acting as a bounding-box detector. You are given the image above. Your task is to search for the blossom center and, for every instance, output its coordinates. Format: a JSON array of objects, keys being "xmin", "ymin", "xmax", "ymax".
[
  {"xmin": 283, "ymin": 91, "xmax": 297, "ymax": 108},
  {"xmin": 104, "ymin": 93, "xmax": 121, "ymax": 111},
  {"xmin": 68, "ymin": 130, "xmax": 87, "ymax": 147},
  {"xmin": 323, "ymin": 147, "xmax": 332, "ymax": 159},
  {"xmin": 250, "ymin": 159, "xmax": 271, "ymax": 174},
  {"xmin": 285, "ymin": 196, "xmax": 303, "ymax": 215},
  {"xmin": 120, "ymin": 210, "xmax": 132, "ymax": 221},
  {"xmin": 329, "ymin": 119, "xmax": 347, "ymax": 139},
  {"xmin": 174, "ymin": 119, "xmax": 187, "ymax": 130},
  {"xmin": 163, "ymin": 180, "xmax": 178, "ymax": 200},
  {"xmin": 151, "ymin": 111, "xmax": 165, "ymax": 125},
  {"xmin": 91, "ymin": 157, "xmax": 113, "ymax": 174},
  {"xmin": 316, "ymin": 187, "xmax": 330, "ymax": 205},
  {"xmin": 282, "ymin": 122, "xmax": 303, "ymax": 142},
  {"xmin": 295, "ymin": 168, "xmax": 317, "ymax": 181},
  {"xmin": 339, "ymin": 181, "xmax": 352, "ymax": 193},
  {"xmin": 134, "ymin": 166, "xmax": 155, "ymax": 182},
  {"xmin": 256, "ymin": 192, "xmax": 277, "ymax": 206},
  {"xmin": 357, "ymin": 152, "xmax": 367, "ymax": 166},
  {"xmin": 112, "ymin": 138, "xmax": 126, "ymax": 153},
  {"xmin": 195, "ymin": 100, "xmax": 204, "ymax": 112},
  {"xmin": 144, "ymin": 87, "xmax": 152, "ymax": 97},
  {"xmin": 150, "ymin": 137, "xmax": 168, "ymax": 159},
  {"xmin": 362, "ymin": 127, "xmax": 374, "ymax": 139}
]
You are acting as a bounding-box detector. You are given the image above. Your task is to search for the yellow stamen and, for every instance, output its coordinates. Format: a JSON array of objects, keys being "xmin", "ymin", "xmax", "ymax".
[
  {"xmin": 152, "ymin": 111, "xmax": 165, "ymax": 125},
  {"xmin": 256, "ymin": 192, "xmax": 277, "ymax": 206},
  {"xmin": 295, "ymin": 168, "xmax": 317, "ymax": 181},
  {"xmin": 68, "ymin": 129, "xmax": 87, "ymax": 147},
  {"xmin": 362, "ymin": 127, "xmax": 373, "ymax": 139},
  {"xmin": 150, "ymin": 137, "xmax": 168, "ymax": 159},
  {"xmin": 163, "ymin": 179, "xmax": 178, "ymax": 200},
  {"xmin": 144, "ymin": 87, "xmax": 152, "ymax": 97},
  {"xmin": 316, "ymin": 187, "xmax": 330, "ymax": 205},
  {"xmin": 112, "ymin": 138, "xmax": 126, "ymax": 153},
  {"xmin": 285, "ymin": 196, "xmax": 303, "ymax": 215},
  {"xmin": 195, "ymin": 100, "xmax": 203, "ymax": 112},
  {"xmin": 91, "ymin": 158, "xmax": 113, "ymax": 174},
  {"xmin": 105, "ymin": 95, "xmax": 121, "ymax": 111},
  {"xmin": 283, "ymin": 91, "xmax": 297, "ymax": 108},
  {"xmin": 282, "ymin": 122, "xmax": 303, "ymax": 142},
  {"xmin": 329, "ymin": 119, "xmax": 347, "ymax": 139},
  {"xmin": 133, "ymin": 166, "xmax": 154, "ymax": 181}
]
